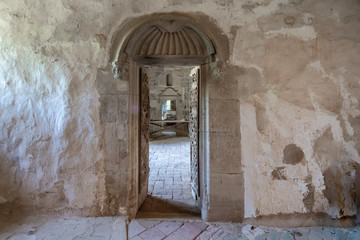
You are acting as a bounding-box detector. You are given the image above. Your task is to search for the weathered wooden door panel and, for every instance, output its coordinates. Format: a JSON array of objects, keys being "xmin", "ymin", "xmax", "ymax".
[
  {"xmin": 189, "ymin": 68, "xmax": 199, "ymax": 199},
  {"xmin": 139, "ymin": 68, "xmax": 150, "ymax": 206}
]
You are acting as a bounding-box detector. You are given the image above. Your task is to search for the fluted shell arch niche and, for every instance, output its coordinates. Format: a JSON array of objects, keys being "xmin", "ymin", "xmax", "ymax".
[{"xmin": 121, "ymin": 19, "xmax": 216, "ymax": 65}]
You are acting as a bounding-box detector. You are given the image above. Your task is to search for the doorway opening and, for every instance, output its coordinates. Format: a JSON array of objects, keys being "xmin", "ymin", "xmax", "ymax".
[
  {"xmin": 106, "ymin": 13, "xmax": 230, "ymax": 219},
  {"xmin": 138, "ymin": 65, "xmax": 200, "ymax": 216}
]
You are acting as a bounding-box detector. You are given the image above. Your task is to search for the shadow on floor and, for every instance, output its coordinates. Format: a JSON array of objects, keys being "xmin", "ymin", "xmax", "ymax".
[
  {"xmin": 138, "ymin": 195, "xmax": 200, "ymax": 216},
  {"xmin": 149, "ymin": 130, "xmax": 189, "ymax": 141}
]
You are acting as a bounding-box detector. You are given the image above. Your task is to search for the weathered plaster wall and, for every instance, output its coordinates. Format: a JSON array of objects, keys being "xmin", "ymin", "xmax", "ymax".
[
  {"xmin": 0, "ymin": 0, "xmax": 359, "ymax": 221},
  {"xmin": 0, "ymin": 1, "xmax": 108, "ymax": 214},
  {"xmin": 235, "ymin": 1, "xmax": 360, "ymax": 219}
]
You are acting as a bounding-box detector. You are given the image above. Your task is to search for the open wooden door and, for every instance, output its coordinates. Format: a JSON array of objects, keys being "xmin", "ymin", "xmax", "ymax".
[
  {"xmin": 139, "ymin": 67, "xmax": 150, "ymax": 206},
  {"xmin": 189, "ymin": 68, "xmax": 200, "ymax": 200}
]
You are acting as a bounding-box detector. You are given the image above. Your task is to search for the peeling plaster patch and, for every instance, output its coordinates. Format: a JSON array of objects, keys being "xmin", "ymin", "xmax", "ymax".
[
  {"xmin": 255, "ymin": 102, "xmax": 268, "ymax": 134},
  {"xmin": 308, "ymin": 61, "xmax": 357, "ymax": 134},
  {"xmin": 303, "ymin": 13, "xmax": 314, "ymax": 25},
  {"xmin": 243, "ymin": 96, "xmax": 353, "ymax": 216},
  {"xmin": 238, "ymin": 66, "xmax": 266, "ymax": 99},
  {"xmin": 303, "ymin": 182, "xmax": 315, "ymax": 212},
  {"xmin": 265, "ymin": 26, "xmax": 317, "ymax": 41},
  {"xmin": 241, "ymin": 0, "xmax": 272, "ymax": 13},
  {"xmin": 265, "ymin": 90, "xmax": 278, "ymax": 107},
  {"xmin": 252, "ymin": 0, "xmax": 290, "ymax": 17},
  {"xmin": 331, "ymin": 73, "xmax": 357, "ymax": 136},
  {"xmin": 0, "ymin": 195, "xmax": 7, "ymax": 204},
  {"xmin": 348, "ymin": 115, "xmax": 360, "ymax": 155},
  {"xmin": 283, "ymin": 144, "xmax": 304, "ymax": 165},
  {"xmin": 307, "ymin": 61, "xmax": 326, "ymax": 75},
  {"xmin": 323, "ymin": 166, "xmax": 345, "ymax": 217},
  {"xmin": 308, "ymin": 89, "xmax": 320, "ymax": 112},
  {"xmin": 313, "ymin": 127, "xmax": 340, "ymax": 172},
  {"xmin": 330, "ymin": 9, "xmax": 341, "ymax": 23},
  {"xmin": 284, "ymin": 16, "xmax": 295, "ymax": 26},
  {"xmin": 271, "ymin": 167, "xmax": 287, "ymax": 180},
  {"xmin": 308, "ymin": 60, "xmax": 359, "ymax": 141}
]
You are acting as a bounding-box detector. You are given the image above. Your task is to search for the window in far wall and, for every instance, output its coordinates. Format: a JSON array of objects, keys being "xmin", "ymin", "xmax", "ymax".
[
  {"xmin": 166, "ymin": 74, "xmax": 172, "ymax": 86},
  {"xmin": 166, "ymin": 100, "xmax": 176, "ymax": 110},
  {"xmin": 166, "ymin": 100, "xmax": 171, "ymax": 110},
  {"xmin": 162, "ymin": 99, "xmax": 177, "ymax": 120}
]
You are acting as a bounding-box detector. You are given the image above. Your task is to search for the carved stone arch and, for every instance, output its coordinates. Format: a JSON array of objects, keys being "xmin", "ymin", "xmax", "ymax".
[
  {"xmin": 122, "ymin": 21, "xmax": 215, "ymax": 57},
  {"xmin": 102, "ymin": 12, "xmax": 233, "ymax": 221},
  {"xmin": 110, "ymin": 12, "xmax": 229, "ymax": 64}
]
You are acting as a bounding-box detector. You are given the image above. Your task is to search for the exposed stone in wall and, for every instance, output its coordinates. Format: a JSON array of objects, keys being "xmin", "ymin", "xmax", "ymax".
[
  {"xmin": 95, "ymin": 60, "xmax": 132, "ymax": 216},
  {"xmin": 0, "ymin": 0, "xmax": 359, "ymax": 222}
]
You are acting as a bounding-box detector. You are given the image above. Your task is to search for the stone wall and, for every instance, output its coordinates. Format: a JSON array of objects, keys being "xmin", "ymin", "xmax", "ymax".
[
  {"xmin": 146, "ymin": 66, "xmax": 193, "ymax": 121},
  {"xmin": 0, "ymin": 0, "xmax": 359, "ymax": 222}
]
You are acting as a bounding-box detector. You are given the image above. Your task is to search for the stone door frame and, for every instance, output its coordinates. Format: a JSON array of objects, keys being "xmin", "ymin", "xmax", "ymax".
[
  {"xmin": 103, "ymin": 12, "xmax": 234, "ymax": 220},
  {"xmin": 138, "ymin": 64, "xmax": 201, "ymax": 208},
  {"xmin": 128, "ymin": 61, "xmax": 209, "ymax": 217}
]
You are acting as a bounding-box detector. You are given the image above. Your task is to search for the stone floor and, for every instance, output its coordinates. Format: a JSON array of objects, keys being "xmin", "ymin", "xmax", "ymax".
[
  {"xmin": 139, "ymin": 136, "xmax": 199, "ymax": 214},
  {"xmin": 148, "ymin": 136, "xmax": 192, "ymax": 201},
  {"xmin": 128, "ymin": 219, "xmax": 360, "ymax": 240},
  {"xmin": 1, "ymin": 209, "xmax": 359, "ymax": 240}
]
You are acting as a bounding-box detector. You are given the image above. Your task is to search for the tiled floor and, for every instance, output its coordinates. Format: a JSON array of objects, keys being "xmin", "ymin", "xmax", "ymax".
[
  {"xmin": 139, "ymin": 136, "xmax": 199, "ymax": 215},
  {"xmin": 148, "ymin": 137, "xmax": 193, "ymax": 201}
]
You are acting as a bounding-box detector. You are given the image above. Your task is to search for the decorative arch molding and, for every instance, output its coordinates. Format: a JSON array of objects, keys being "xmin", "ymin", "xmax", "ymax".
[
  {"xmin": 123, "ymin": 21, "xmax": 215, "ymax": 57},
  {"xmin": 109, "ymin": 12, "xmax": 229, "ymax": 65}
]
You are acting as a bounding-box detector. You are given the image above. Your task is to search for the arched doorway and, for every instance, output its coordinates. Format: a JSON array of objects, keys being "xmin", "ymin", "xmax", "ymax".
[
  {"xmin": 99, "ymin": 13, "xmax": 236, "ymax": 221},
  {"xmin": 138, "ymin": 65, "xmax": 201, "ymax": 216},
  {"xmin": 117, "ymin": 16, "xmax": 217, "ymax": 210}
]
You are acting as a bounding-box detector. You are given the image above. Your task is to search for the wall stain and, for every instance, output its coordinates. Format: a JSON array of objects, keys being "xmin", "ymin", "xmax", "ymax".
[
  {"xmin": 303, "ymin": 177, "xmax": 315, "ymax": 212},
  {"xmin": 284, "ymin": 16, "xmax": 295, "ymax": 26},
  {"xmin": 323, "ymin": 166, "xmax": 345, "ymax": 217},
  {"xmin": 255, "ymin": 102, "xmax": 268, "ymax": 134},
  {"xmin": 313, "ymin": 127, "xmax": 340, "ymax": 172},
  {"xmin": 283, "ymin": 144, "xmax": 304, "ymax": 165},
  {"xmin": 271, "ymin": 167, "xmax": 287, "ymax": 180}
]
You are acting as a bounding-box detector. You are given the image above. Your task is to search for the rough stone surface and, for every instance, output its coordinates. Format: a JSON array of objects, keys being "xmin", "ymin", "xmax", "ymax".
[{"xmin": 0, "ymin": 0, "xmax": 359, "ymax": 223}]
